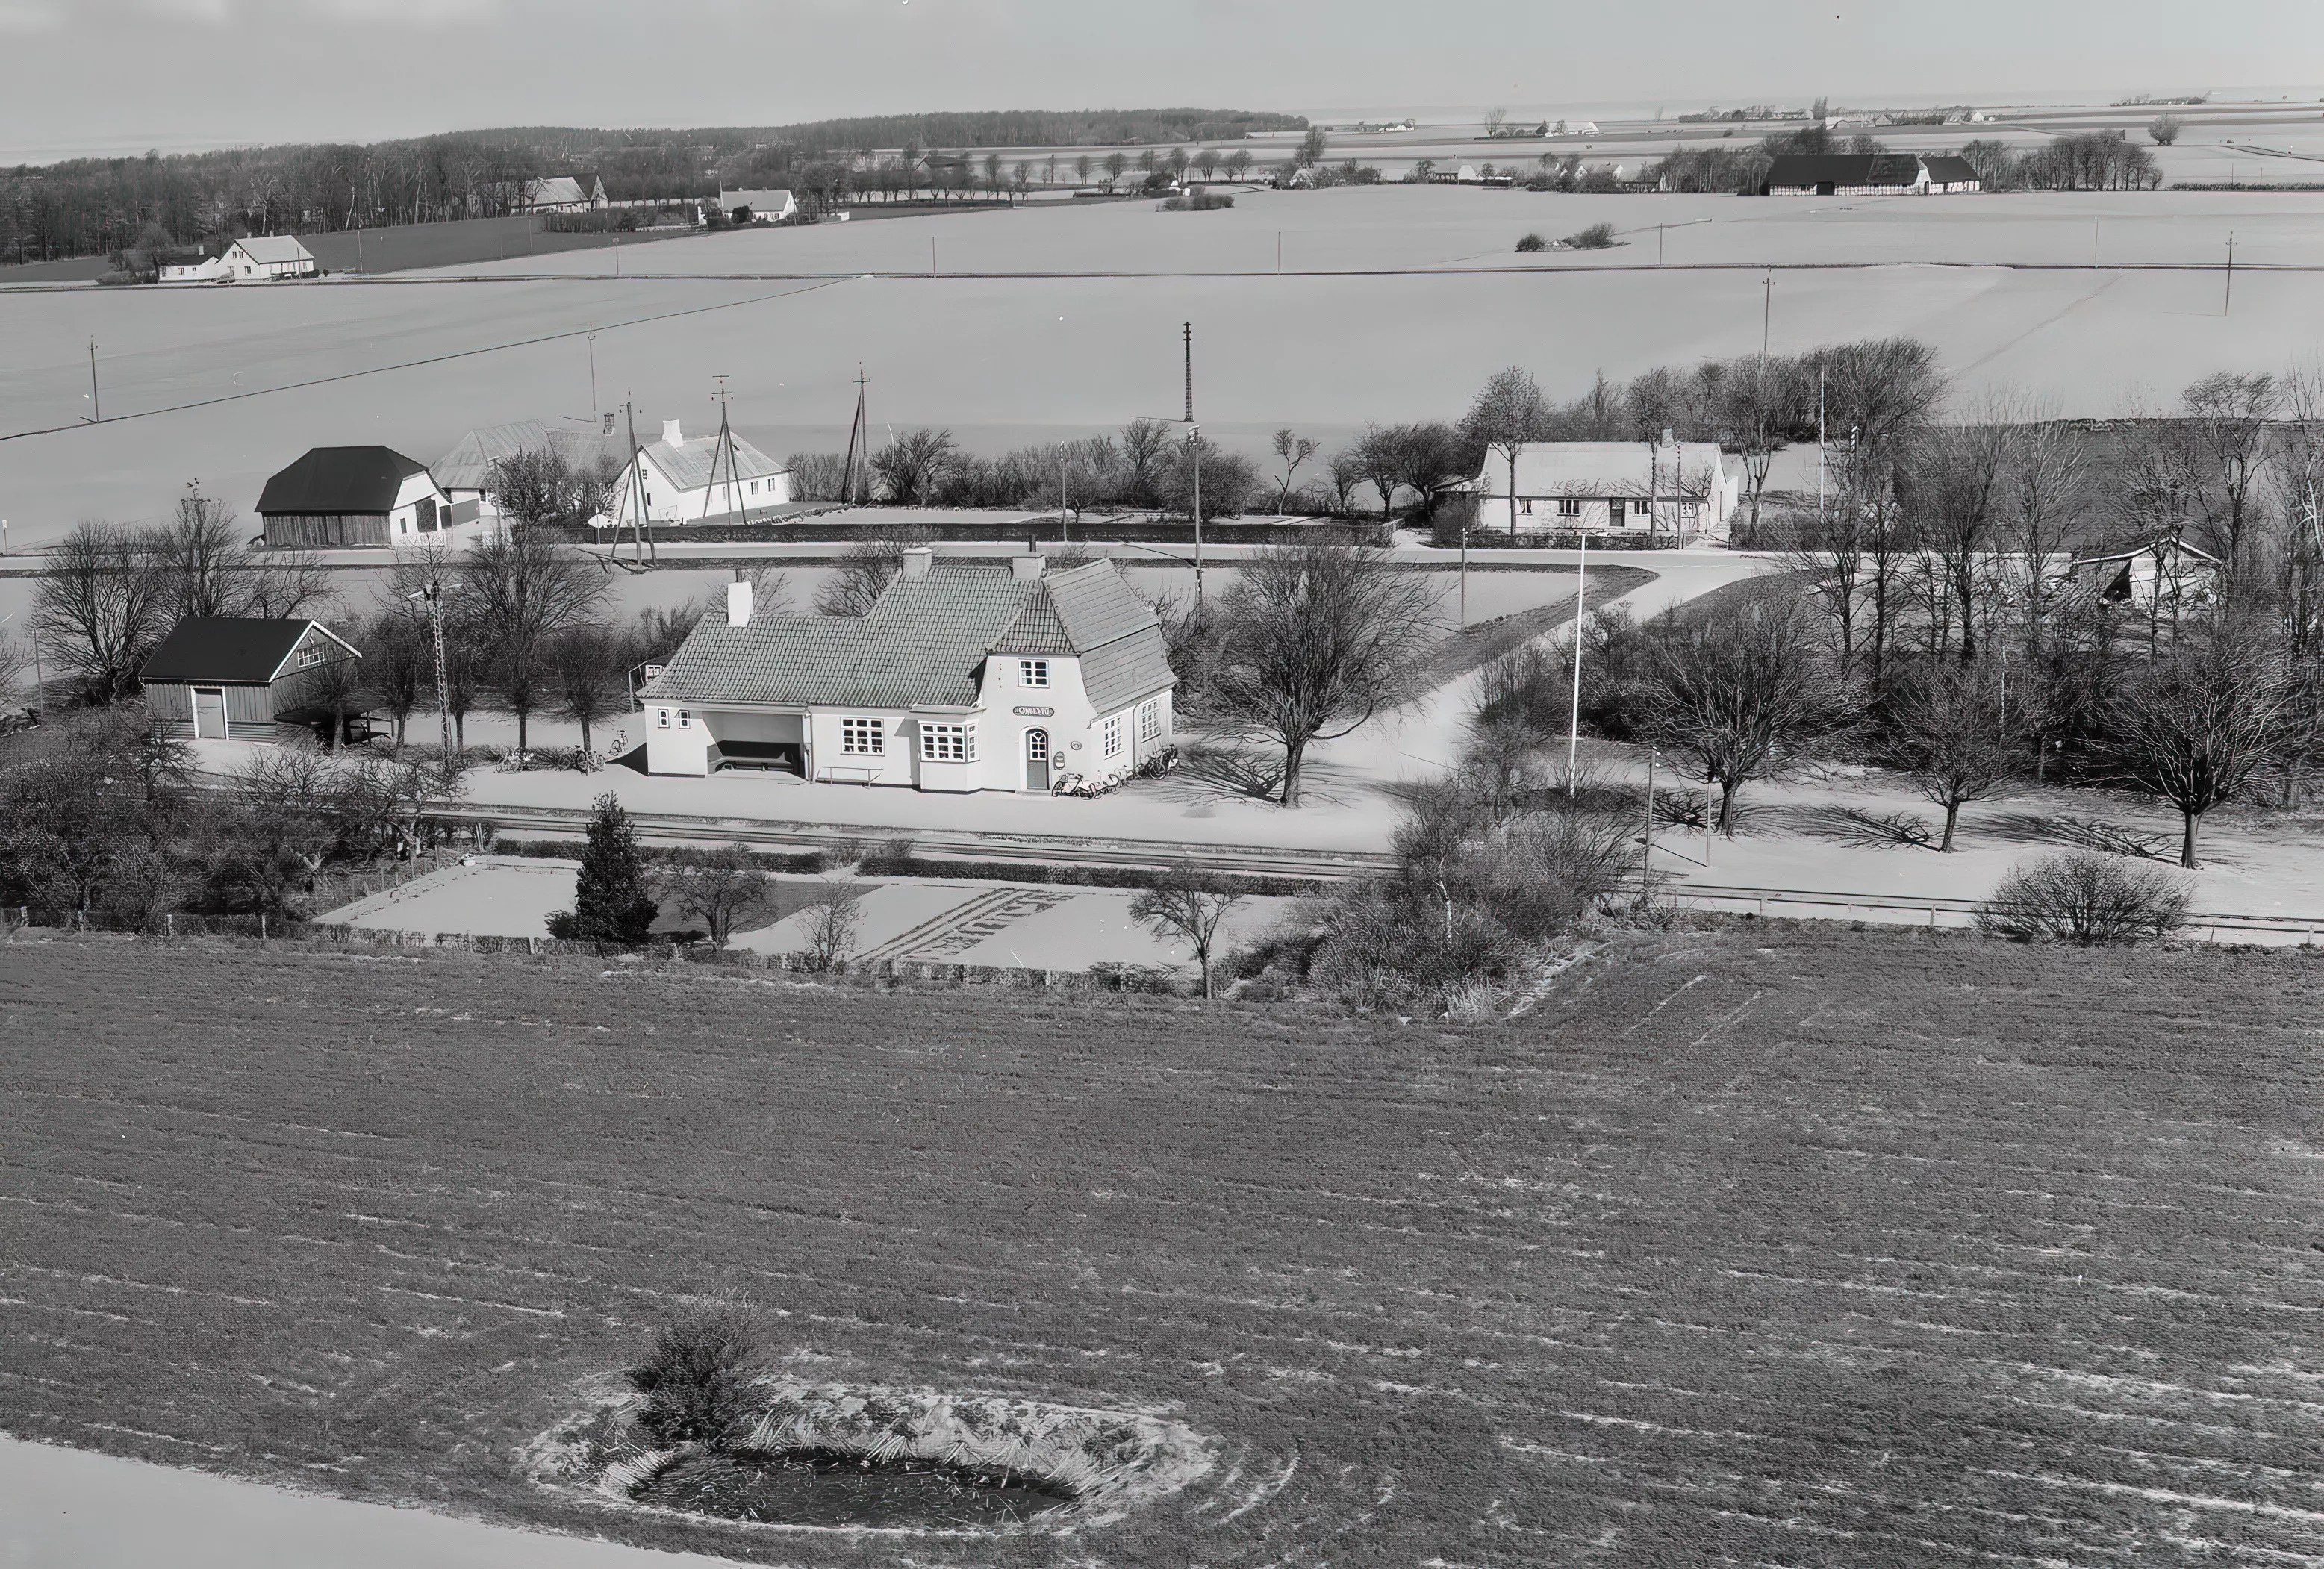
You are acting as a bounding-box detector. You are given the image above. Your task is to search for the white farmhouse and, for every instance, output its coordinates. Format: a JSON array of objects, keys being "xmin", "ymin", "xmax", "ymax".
[
  {"xmin": 717, "ymin": 188, "xmax": 799, "ymax": 223},
  {"xmin": 641, "ymin": 549, "xmax": 1176, "ymax": 795},
  {"xmin": 603, "ymin": 419, "xmax": 793, "ymax": 528},
  {"xmin": 520, "ymin": 175, "xmax": 606, "ymax": 212},
  {"xmin": 1469, "ymin": 441, "xmax": 1742, "ymax": 541},
  {"xmin": 158, "ymin": 235, "xmax": 320, "ymax": 284}
]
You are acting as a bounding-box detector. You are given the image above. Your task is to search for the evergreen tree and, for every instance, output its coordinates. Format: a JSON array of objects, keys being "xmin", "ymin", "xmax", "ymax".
[{"xmin": 549, "ymin": 793, "xmax": 658, "ymax": 947}]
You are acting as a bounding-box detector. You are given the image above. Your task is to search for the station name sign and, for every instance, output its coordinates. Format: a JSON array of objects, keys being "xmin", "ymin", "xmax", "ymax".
[{"xmin": 1012, "ymin": 705, "xmax": 1055, "ymax": 717}]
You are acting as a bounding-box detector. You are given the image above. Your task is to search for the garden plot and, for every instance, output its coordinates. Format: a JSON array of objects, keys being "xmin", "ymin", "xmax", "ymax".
[
  {"xmin": 319, "ymin": 855, "xmax": 578, "ymax": 938},
  {"xmin": 8, "ymin": 926, "xmax": 2324, "ymax": 1565}
]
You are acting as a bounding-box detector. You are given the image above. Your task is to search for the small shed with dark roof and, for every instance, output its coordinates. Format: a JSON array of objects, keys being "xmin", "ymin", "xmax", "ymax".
[
  {"xmin": 257, "ymin": 446, "xmax": 453, "ymax": 549},
  {"xmin": 142, "ymin": 617, "xmax": 367, "ymax": 743}
]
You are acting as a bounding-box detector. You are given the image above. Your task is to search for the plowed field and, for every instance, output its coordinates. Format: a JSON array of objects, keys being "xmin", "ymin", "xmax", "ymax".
[{"xmin": 4, "ymin": 927, "xmax": 2323, "ymax": 1566}]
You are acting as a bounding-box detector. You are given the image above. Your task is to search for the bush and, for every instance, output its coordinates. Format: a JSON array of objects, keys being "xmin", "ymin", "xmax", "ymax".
[
  {"xmin": 1975, "ymin": 851, "xmax": 2191, "ymax": 943},
  {"xmin": 1515, "ymin": 232, "xmax": 1548, "ymax": 252},
  {"xmin": 627, "ymin": 1308, "xmax": 763, "ymax": 1449},
  {"xmin": 1162, "ymin": 188, "xmax": 1234, "ymax": 211},
  {"xmin": 1566, "ymin": 222, "xmax": 1616, "ymax": 249}
]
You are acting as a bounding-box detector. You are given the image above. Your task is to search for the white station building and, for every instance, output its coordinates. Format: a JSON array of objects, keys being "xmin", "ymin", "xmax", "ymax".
[{"xmin": 640, "ymin": 548, "xmax": 1177, "ymax": 794}]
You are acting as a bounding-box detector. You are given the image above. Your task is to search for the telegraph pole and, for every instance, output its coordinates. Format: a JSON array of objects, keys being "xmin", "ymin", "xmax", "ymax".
[
  {"xmin": 1184, "ymin": 322, "xmax": 1203, "ymax": 608},
  {"xmin": 1566, "ymin": 529, "xmax": 1587, "ymax": 793},
  {"xmin": 622, "ymin": 394, "xmax": 655, "ymax": 565},
  {"xmin": 2225, "ymin": 234, "xmax": 2236, "ymax": 316},
  {"xmin": 86, "ymin": 340, "xmax": 99, "ymax": 423},
  {"xmin": 587, "ymin": 326, "xmax": 599, "ymax": 417}
]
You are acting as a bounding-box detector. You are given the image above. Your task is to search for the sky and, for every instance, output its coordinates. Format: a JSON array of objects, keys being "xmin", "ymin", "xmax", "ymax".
[{"xmin": 1, "ymin": 0, "xmax": 2320, "ymax": 163}]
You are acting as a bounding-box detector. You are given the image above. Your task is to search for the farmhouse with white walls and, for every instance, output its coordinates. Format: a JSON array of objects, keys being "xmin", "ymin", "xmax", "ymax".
[
  {"xmin": 1467, "ymin": 440, "xmax": 1742, "ymax": 540},
  {"xmin": 640, "ymin": 547, "xmax": 1175, "ymax": 794},
  {"xmin": 602, "ymin": 419, "xmax": 794, "ymax": 528}
]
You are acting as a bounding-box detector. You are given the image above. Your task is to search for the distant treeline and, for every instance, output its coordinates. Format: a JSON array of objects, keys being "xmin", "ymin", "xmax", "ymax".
[{"xmin": 0, "ymin": 108, "xmax": 1304, "ymax": 266}]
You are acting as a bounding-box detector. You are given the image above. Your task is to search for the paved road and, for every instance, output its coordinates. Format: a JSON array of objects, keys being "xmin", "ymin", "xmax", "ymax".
[{"xmin": 0, "ymin": 1436, "xmax": 739, "ymax": 1569}]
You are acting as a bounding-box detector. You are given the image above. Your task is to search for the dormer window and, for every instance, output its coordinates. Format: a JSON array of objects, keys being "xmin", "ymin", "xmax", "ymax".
[{"xmin": 1018, "ymin": 659, "xmax": 1049, "ymax": 687}]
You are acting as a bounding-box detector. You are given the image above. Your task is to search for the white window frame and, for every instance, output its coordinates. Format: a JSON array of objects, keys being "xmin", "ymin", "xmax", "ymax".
[
  {"xmin": 657, "ymin": 708, "xmax": 670, "ymax": 729},
  {"xmin": 920, "ymin": 721, "xmax": 976, "ymax": 763},
  {"xmin": 1101, "ymin": 714, "xmax": 1124, "ymax": 760},
  {"xmin": 1137, "ymin": 699, "xmax": 1161, "ymax": 742},
  {"xmin": 841, "ymin": 717, "xmax": 885, "ymax": 756},
  {"xmin": 677, "ymin": 709, "xmax": 691, "ymax": 729},
  {"xmin": 1018, "ymin": 658, "xmax": 1049, "ymax": 687},
  {"xmin": 296, "ymin": 643, "xmax": 326, "ymax": 669},
  {"xmin": 1558, "ymin": 496, "xmax": 1581, "ymax": 517}
]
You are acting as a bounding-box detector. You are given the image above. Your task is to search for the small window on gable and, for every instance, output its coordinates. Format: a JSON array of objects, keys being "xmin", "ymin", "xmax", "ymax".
[
  {"xmin": 297, "ymin": 642, "xmax": 326, "ymax": 669},
  {"xmin": 677, "ymin": 710, "xmax": 691, "ymax": 729},
  {"xmin": 657, "ymin": 708, "xmax": 670, "ymax": 729},
  {"xmin": 1018, "ymin": 659, "xmax": 1049, "ymax": 687}
]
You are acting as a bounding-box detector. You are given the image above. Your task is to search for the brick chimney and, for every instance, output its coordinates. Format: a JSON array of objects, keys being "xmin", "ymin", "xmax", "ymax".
[
  {"xmin": 900, "ymin": 546, "xmax": 933, "ymax": 578},
  {"xmin": 662, "ymin": 419, "xmax": 684, "ymax": 448}
]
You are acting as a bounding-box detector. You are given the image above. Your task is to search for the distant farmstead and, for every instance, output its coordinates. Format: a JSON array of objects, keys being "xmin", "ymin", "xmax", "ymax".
[
  {"xmin": 1468, "ymin": 441, "xmax": 1742, "ymax": 541},
  {"xmin": 142, "ymin": 617, "xmax": 367, "ymax": 744},
  {"xmin": 158, "ymin": 235, "xmax": 320, "ymax": 284},
  {"xmin": 641, "ymin": 549, "xmax": 1175, "ymax": 794},
  {"xmin": 258, "ymin": 446, "xmax": 461, "ymax": 549},
  {"xmin": 1761, "ymin": 153, "xmax": 1981, "ymax": 196},
  {"xmin": 520, "ymin": 174, "xmax": 606, "ymax": 212},
  {"xmin": 717, "ymin": 188, "xmax": 798, "ymax": 223},
  {"xmin": 601, "ymin": 419, "xmax": 793, "ymax": 530}
]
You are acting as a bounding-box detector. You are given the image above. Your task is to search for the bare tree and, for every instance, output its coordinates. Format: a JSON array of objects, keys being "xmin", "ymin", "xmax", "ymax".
[
  {"xmin": 1129, "ymin": 866, "xmax": 1245, "ymax": 997},
  {"xmin": 1904, "ymin": 414, "xmax": 2009, "ymax": 662},
  {"xmin": 488, "ymin": 447, "xmax": 584, "ymax": 531},
  {"xmin": 1461, "ymin": 368, "xmax": 1547, "ymax": 537},
  {"xmin": 1209, "ymin": 543, "xmax": 1439, "ymax": 806},
  {"xmin": 793, "ymin": 878, "xmax": 865, "ymax": 971},
  {"xmin": 1713, "ymin": 355, "xmax": 1802, "ymax": 534},
  {"xmin": 1999, "ymin": 401, "xmax": 2087, "ymax": 659},
  {"xmin": 1324, "ymin": 449, "xmax": 1368, "ymax": 518},
  {"xmin": 1635, "ymin": 598, "xmax": 1837, "ymax": 835},
  {"xmin": 31, "ymin": 523, "xmax": 169, "ymax": 704},
  {"xmin": 2148, "ymin": 114, "xmax": 2184, "ymax": 146},
  {"xmin": 1270, "ymin": 428, "xmax": 1321, "ymax": 514},
  {"xmin": 869, "ymin": 428, "xmax": 957, "ymax": 504},
  {"xmin": 2180, "ymin": 370, "xmax": 2280, "ymax": 585},
  {"xmin": 657, "ymin": 844, "xmax": 771, "ymax": 952},
  {"xmin": 549, "ymin": 623, "xmax": 634, "ymax": 754},
  {"xmin": 2105, "ymin": 629, "xmax": 2293, "ymax": 868},
  {"xmin": 1889, "ymin": 659, "xmax": 2022, "ymax": 851},
  {"xmin": 1227, "ymin": 148, "xmax": 1253, "ymax": 181},
  {"xmin": 813, "ymin": 535, "xmax": 922, "ymax": 617},
  {"xmin": 457, "ymin": 528, "xmax": 609, "ymax": 753},
  {"xmin": 1118, "ymin": 419, "xmax": 1172, "ymax": 507},
  {"xmin": 360, "ymin": 607, "xmax": 431, "ymax": 752}
]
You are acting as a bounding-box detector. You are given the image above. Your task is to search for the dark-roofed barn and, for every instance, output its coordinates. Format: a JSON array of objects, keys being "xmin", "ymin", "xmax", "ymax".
[
  {"xmin": 257, "ymin": 446, "xmax": 455, "ymax": 549},
  {"xmin": 639, "ymin": 547, "xmax": 1175, "ymax": 793},
  {"xmin": 141, "ymin": 617, "xmax": 367, "ymax": 743}
]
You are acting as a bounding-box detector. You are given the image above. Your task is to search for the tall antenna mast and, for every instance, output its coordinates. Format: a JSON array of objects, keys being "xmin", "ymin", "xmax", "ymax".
[
  {"xmin": 1182, "ymin": 321, "xmax": 1194, "ymax": 423},
  {"xmin": 1183, "ymin": 322, "xmax": 1203, "ymax": 608}
]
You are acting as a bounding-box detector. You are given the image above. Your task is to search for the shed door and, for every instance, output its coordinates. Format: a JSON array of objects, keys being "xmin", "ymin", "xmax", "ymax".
[
  {"xmin": 1024, "ymin": 728, "xmax": 1051, "ymax": 792},
  {"xmin": 194, "ymin": 687, "xmax": 227, "ymax": 740}
]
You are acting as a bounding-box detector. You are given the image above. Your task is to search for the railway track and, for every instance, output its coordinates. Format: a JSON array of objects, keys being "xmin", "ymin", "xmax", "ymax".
[{"xmin": 426, "ymin": 799, "xmax": 1395, "ymax": 882}]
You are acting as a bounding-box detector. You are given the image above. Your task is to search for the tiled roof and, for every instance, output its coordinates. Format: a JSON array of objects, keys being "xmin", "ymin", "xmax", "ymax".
[
  {"xmin": 640, "ymin": 431, "xmax": 788, "ymax": 492},
  {"xmin": 257, "ymin": 446, "xmax": 430, "ymax": 515},
  {"xmin": 1763, "ymin": 153, "xmax": 1928, "ymax": 189},
  {"xmin": 988, "ymin": 593, "xmax": 1074, "ymax": 655},
  {"xmin": 1921, "ymin": 155, "xmax": 1980, "ymax": 184},
  {"xmin": 1080, "ymin": 625, "xmax": 1175, "ymax": 716},
  {"xmin": 434, "ymin": 421, "xmax": 626, "ymax": 493},
  {"xmin": 643, "ymin": 560, "xmax": 1170, "ymax": 712}
]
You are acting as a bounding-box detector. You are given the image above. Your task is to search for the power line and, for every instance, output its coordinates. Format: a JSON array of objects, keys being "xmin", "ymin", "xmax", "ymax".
[{"xmin": 0, "ymin": 276, "xmax": 853, "ymax": 446}]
